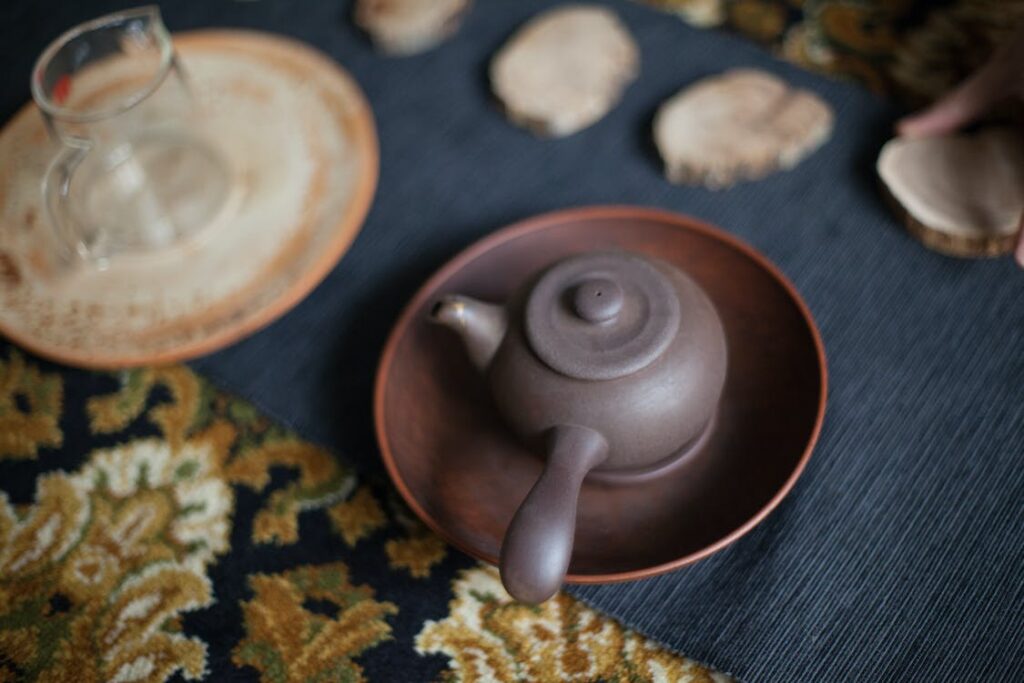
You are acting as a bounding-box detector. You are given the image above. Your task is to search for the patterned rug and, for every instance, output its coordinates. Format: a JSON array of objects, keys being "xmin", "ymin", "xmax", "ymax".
[
  {"xmin": 643, "ymin": 0, "xmax": 1024, "ymax": 101},
  {"xmin": 2, "ymin": 1, "xmax": 1021, "ymax": 681},
  {"xmin": 0, "ymin": 344, "xmax": 727, "ymax": 682}
]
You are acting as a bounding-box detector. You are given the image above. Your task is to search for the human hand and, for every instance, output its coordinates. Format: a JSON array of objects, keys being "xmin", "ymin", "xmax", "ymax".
[{"xmin": 897, "ymin": 25, "xmax": 1024, "ymax": 266}]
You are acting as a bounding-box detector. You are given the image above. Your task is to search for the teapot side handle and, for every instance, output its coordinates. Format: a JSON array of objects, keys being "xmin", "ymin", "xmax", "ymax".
[{"xmin": 499, "ymin": 425, "xmax": 608, "ymax": 604}]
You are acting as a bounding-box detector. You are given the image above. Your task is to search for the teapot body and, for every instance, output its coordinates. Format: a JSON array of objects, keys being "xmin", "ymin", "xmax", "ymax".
[
  {"xmin": 429, "ymin": 249, "xmax": 729, "ymax": 604},
  {"xmin": 487, "ymin": 259, "xmax": 726, "ymax": 470}
]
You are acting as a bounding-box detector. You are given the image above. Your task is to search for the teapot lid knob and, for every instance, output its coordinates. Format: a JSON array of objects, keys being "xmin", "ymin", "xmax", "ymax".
[
  {"xmin": 524, "ymin": 251, "xmax": 681, "ymax": 381},
  {"xmin": 572, "ymin": 278, "xmax": 623, "ymax": 323}
]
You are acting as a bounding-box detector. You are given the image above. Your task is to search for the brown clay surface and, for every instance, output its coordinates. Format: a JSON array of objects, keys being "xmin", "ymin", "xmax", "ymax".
[{"xmin": 375, "ymin": 206, "xmax": 827, "ymax": 582}]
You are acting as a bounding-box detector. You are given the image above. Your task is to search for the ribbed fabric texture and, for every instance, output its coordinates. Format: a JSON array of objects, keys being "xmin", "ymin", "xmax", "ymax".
[{"xmin": 6, "ymin": 0, "xmax": 1020, "ymax": 680}]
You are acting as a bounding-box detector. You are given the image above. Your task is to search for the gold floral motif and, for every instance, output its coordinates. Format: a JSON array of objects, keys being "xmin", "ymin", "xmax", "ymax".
[
  {"xmin": 90, "ymin": 564, "xmax": 211, "ymax": 682},
  {"xmin": 0, "ymin": 349, "xmax": 62, "ymax": 460},
  {"xmin": 781, "ymin": 22, "xmax": 830, "ymax": 69},
  {"xmin": 417, "ymin": 567, "xmax": 731, "ymax": 683},
  {"xmin": 890, "ymin": 0, "xmax": 1024, "ymax": 104},
  {"xmin": 729, "ymin": 0, "xmax": 787, "ymax": 42},
  {"xmin": 232, "ymin": 563, "xmax": 397, "ymax": 682},
  {"xmin": 87, "ymin": 368, "xmax": 156, "ymax": 434},
  {"xmin": 226, "ymin": 439, "xmax": 356, "ymax": 545},
  {"xmin": 816, "ymin": 1, "xmax": 902, "ymax": 55},
  {"xmin": 776, "ymin": 0, "xmax": 898, "ymax": 93},
  {"xmin": 328, "ymin": 485, "xmax": 387, "ymax": 546},
  {"xmin": 0, "ymin": 473, "xmax": 88, "ymax": 589},
  {"xmin": 382, "ymin": 493, "xmax": 449, "ymax": 579},
  {"xmin": 0, "ymin": 437, "xmax": 232, "ymax": 682},
  {"xmin": 87, "ymin": 367, "xmax": 203, "ymax": 449},
  {"xmin": 648, "ymin": 0, "xmax": 1022, "ymax": 99},
  {"xmin": 385, "ymin": 534, "xmax": 447, "ymax": 579},
  {"xmin": 90, "ymin": 366, "xmax": 356, "ymax": 547}
]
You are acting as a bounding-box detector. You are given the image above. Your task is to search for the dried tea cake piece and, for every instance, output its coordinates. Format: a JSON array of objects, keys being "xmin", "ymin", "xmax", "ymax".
[
  {"xmin": 878, "ymin": 128, "xmax": 1024, "ymax": 257},
  {"xmin": 654, "ymin": 69, "xmax": 834, "ymax": 189},
  {"xmin": 490, "ymin": 5, "xmax": 639, "ymax": 137},
  {"xmin": 355, "ymin": 0, "xmax": 472, "ymax": 56}
]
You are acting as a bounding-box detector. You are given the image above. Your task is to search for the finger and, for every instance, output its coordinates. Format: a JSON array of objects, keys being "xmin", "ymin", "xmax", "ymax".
[
  {"xmin": 1015, "ymin": 211, "xmax": 1024, "ymax": 269},
  {"xmin": 897, "ymin": 56, "xmax": 1010, "ymax": 137}
]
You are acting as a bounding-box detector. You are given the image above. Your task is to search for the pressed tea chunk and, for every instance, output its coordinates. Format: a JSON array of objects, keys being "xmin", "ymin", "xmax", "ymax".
[
  {"xmin": 491, "ymin": 5, "xmax": 640, "ymax": 137},
  {"xmin": 654, "ymin": 68, "xmax": 833, "ymax": 189},
  {"xmin": 355, "ymin": 0, "xmax": 472, "ymax": 56},
  {"xmin": 878, "ymin": 128, "xmax": 1024, "ymax": 257}
]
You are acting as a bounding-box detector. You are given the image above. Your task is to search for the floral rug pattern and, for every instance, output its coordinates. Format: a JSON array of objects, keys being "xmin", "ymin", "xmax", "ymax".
[
  {"xmin": 642, "ymin": 0, "xmax": 1024, "ymax": 100},
  {"xmin": 0, "ymin": 345, "xmax": 722, "ymax": 682}
]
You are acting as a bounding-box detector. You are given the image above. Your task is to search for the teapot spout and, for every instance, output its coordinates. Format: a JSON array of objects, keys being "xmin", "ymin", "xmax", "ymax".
[{"xmin": 430, "ymin": 295, "xmax": 508, "ymax": 372}]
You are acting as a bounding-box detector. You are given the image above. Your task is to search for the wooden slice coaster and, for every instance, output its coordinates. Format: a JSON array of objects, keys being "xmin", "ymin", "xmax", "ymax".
[
  {"xmin": 878, "ymin": 128, "xmax": 1024, "ymax": 258},
  {"xmin": 654, "ymin": 69, "xmax": 833, "ymax": 189},
  {"xmin": 490, "ymin": 5, "xmax": 639, "ymax": 138},
  {"xmin": 0, "ymin": 31, "xmax": 377, "ymax": 367},
  {"xmin": 355, "ymin": 0, "xmax": 473, "ymax": 56}
]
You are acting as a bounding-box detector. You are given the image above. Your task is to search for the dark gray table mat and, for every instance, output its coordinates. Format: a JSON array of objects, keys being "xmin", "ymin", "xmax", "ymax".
[{"xmin": 6, "ymin": 0, "xmax": 1022, "ymax": 680}]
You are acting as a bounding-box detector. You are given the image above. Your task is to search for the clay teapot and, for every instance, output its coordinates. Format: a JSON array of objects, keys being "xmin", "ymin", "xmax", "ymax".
[{"xmin": 430, "ymin": 251, "xmax": 727, "ymax": 603}]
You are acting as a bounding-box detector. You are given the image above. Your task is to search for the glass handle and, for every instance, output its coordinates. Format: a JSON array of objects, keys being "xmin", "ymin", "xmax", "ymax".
[{"xmin": 42, "ymin": 136, "xmax": 92, "ymax": 263}]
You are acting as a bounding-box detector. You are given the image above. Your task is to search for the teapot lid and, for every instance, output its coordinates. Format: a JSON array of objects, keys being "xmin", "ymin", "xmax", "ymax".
[{"xmin": 524, "ymin": 252, "xmax": 680, "ymax": 380}]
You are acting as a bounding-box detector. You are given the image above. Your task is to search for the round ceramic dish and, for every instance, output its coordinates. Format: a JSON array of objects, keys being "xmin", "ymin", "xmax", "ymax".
[
  {"xmin": 0, "ymin": 30, "xmax": 377, "ymax": 367},
  {"xmin": 375, "ymin": 206, "xmax": 827, "ymax": 583}
]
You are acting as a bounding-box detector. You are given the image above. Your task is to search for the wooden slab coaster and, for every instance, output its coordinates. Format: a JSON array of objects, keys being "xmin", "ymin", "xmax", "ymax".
[
  {"xmin": 354, "ymin": 0, "xmax": 473, "ymax": 56},
  {"xmin": 878, "ymin": 128, "xmax": 1024, "ymax": 258},
  {"xmin": 490, "ymin": 5, "xmax": 639, "ymax": 138},
  {"xmin": 654, "ymin": 68, "xmax": 833, "ymax": 189},
  {"xmin": 0, "ymin": 31, "xmax": 377, "ymax": 367}
]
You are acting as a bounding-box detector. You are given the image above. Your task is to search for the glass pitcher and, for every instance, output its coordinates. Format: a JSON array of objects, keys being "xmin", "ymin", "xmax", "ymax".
[{"xmin": 32, "ymin": 6, "xmax": 231, "ymax": 268}]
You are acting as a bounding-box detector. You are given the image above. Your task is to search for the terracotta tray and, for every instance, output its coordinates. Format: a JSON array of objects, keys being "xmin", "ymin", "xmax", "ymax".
[
  {"xmin": 0, "ymin": 30, "xmax": 377, "ymax": 367},
  {"xmin": 375, "ymin": 206, "xmax": 827, "ymax": 583}
]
